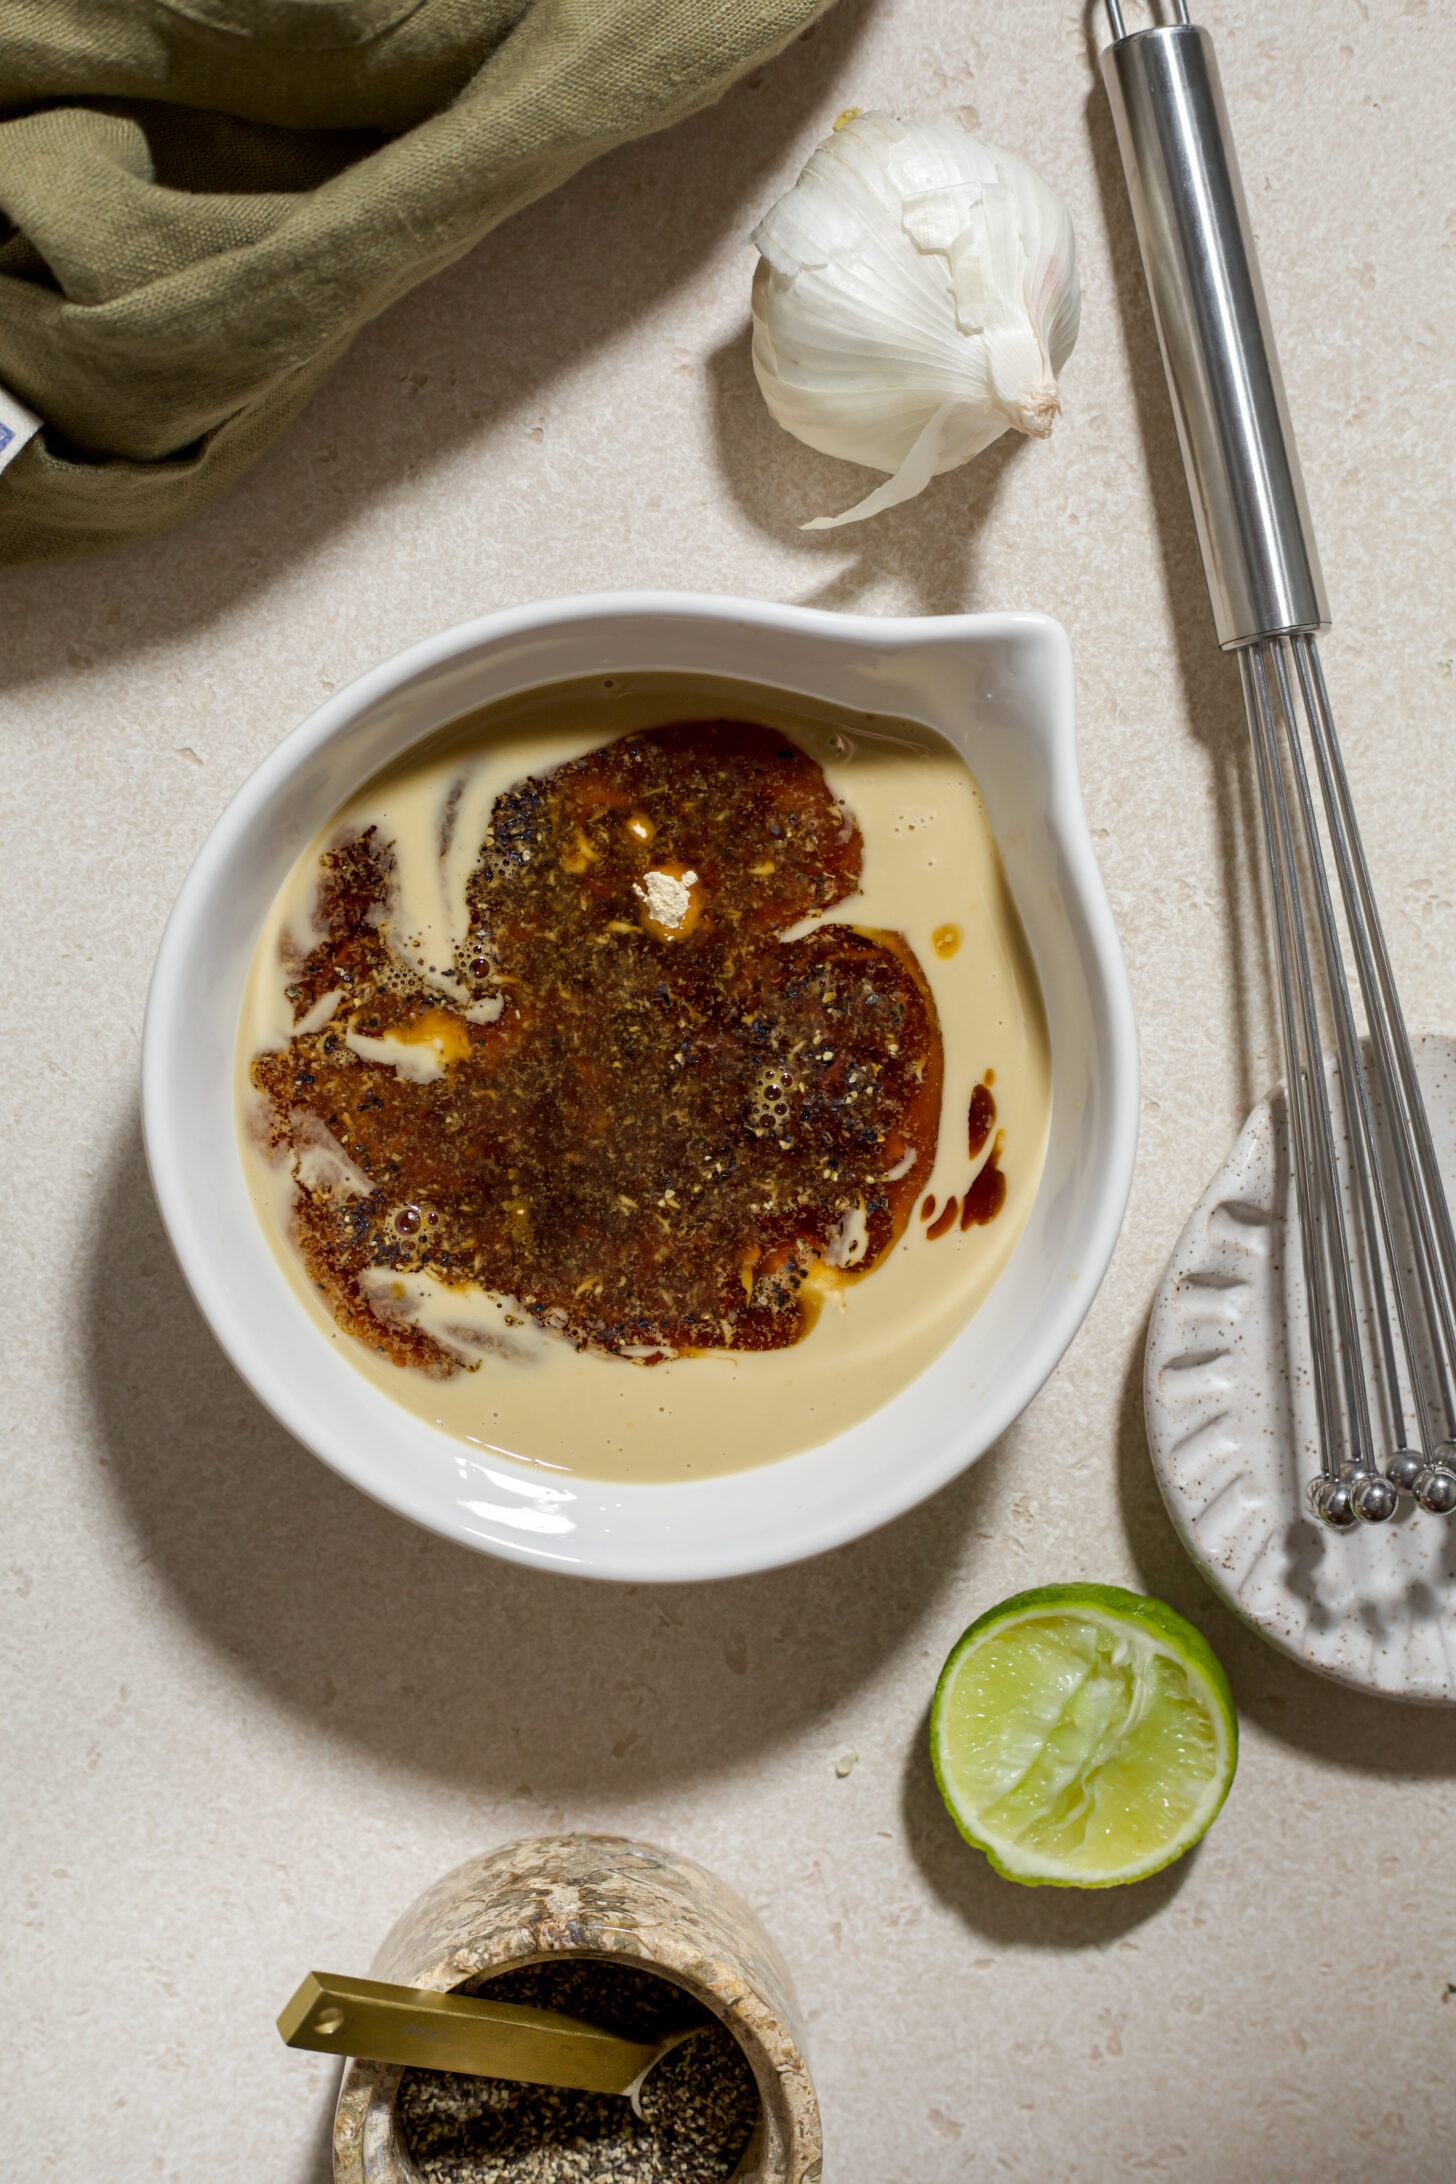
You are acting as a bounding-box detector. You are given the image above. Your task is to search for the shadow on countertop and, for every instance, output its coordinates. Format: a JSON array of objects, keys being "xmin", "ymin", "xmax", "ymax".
[
  {"xmin": 0, "ymin": 0, "xmax": 877, "ymax": 700},
  {"xmin": 299, "ymin": 2081, "xmax": 338, "ymax": 2184},
  {"xmin": 900, "ymin": 1695, "xmax": 1194, "ymax": 1950},
  {"xmin": 85, "ymin": 1115, "xmax": 1008, "ymax": 1804},
  {"xmin": 704, "ymin": 321, "xmax": 1031, "ymax": 620}
]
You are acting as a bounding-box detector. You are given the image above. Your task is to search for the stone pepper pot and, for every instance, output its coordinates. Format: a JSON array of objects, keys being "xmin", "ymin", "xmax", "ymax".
[{"xmin": 333, "ymin": 1833, "xmax": 823, "ymax": 2183}]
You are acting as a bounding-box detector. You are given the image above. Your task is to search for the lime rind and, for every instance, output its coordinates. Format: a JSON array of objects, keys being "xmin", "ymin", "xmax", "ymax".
[{"xmin": 930, "ymin": 1583, "xmax": 1237, "ymax": 1890}]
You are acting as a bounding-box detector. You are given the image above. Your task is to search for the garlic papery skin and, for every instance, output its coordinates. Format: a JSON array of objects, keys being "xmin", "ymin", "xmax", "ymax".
[{"xmin": 750, "ymin": 111, "xmax": 1080, "ymax": 528}]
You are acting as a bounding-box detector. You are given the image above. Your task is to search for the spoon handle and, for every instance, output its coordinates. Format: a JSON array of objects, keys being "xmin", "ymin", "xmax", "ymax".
[{"xmin": 278, "ymin": 1971, "xmax": 668, "ymax": 2094}]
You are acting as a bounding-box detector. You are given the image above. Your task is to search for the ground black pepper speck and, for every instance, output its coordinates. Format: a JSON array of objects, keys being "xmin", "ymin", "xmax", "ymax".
[{"xmin": 395, "ymin": 1962, "xmax": 760, "ymax": 2184}]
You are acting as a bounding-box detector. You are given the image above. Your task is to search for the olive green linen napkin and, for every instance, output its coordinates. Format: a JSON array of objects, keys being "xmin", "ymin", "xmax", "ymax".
[{"xmin": 0, "ymin": 0, "xmax": 830, "ymax": 565}]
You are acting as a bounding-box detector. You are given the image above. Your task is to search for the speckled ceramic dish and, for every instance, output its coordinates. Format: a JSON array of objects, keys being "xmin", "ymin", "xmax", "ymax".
[
  {"xmin": 1146, "ymin": 1033, "xmax": 1456, "ymax": 1702},
  {"xmin": 143, "ymin": 593, "xmax": 1137, "ymax": 1580}
]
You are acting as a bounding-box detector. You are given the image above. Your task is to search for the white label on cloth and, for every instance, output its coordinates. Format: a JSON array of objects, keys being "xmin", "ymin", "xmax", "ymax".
[{"xmin": 0, "ymin": 381, "xmax": 41, "ymax": 474}]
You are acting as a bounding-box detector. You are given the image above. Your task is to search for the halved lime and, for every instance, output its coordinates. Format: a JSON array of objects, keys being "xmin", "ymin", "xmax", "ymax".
[{"xmin": 930, "ymin": 1583, "xmax": 1237, "ymax": 1888}]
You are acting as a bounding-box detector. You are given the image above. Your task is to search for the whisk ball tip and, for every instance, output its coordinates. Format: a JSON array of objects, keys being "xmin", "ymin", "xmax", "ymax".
[
  {"xmin": 1384, "ymin": 1449, "xmax": 1424, "ymax": 1495},
  {"xmin": 1351, "ymin": 1473, "xmax": 1399, "ymax": 1524},
  {"xmin": 1413, "ymin": 1465, "xmax": 1456, "ymax": 1517},
  {"xmin": 1309, "ymin": 1477, "xmax": 1357, "ymax": 1529}
]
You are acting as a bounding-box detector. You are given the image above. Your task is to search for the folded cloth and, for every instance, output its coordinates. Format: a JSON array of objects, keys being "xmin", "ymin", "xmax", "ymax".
[{"xmin": 0, "ymin": 0, "xmax": 830, "ymax": 565}]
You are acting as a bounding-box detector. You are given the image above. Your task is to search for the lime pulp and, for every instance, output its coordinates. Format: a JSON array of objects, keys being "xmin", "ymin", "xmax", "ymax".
[{"xmin": 929, "ymin": 1583, "xmax": 1238, "ymax": 1889}]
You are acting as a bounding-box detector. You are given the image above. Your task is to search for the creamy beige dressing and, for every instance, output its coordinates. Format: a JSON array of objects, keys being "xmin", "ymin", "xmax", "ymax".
[{"xmin": 236, "ymin": 674, "xmax": 1050, "ymax": 1482}]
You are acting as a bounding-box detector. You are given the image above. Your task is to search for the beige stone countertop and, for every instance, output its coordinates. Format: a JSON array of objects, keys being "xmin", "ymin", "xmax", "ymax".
[{"xmin": 6, "ymin": 3, "xmax": 1456, "ymax": 2177}]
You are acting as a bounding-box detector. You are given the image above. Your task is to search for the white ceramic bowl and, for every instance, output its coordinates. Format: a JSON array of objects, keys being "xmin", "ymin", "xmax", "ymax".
[{"xmin": 143, "ymin": 593, "xmax": 1136, "ymax": 1581}]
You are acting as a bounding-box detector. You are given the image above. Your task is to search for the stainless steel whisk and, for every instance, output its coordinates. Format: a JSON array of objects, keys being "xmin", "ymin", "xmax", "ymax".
[{"xmin": 1100, "ymin": 4, "xmax": 1456, "ymax": 1526}]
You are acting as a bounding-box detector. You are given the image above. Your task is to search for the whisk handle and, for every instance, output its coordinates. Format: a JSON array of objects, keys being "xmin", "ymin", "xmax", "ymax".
[{"xmin": 1099, "ymin": 18, "xmax": 1330, "ymax": 649}]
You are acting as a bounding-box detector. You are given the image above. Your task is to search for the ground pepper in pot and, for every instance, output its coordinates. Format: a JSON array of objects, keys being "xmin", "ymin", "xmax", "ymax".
[{"xmin": 395, "ymin": 1961, "xmax": 761, "ymax": 2183}]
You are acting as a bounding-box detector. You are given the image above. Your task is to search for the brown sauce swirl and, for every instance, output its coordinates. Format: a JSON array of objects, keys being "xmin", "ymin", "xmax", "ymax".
[
  {"xmin": 968, "ymin": 1080, "xmax": 996, "ymax": 1157},
  {"xmin": 251, "ymin": 720, "xmax": 945, "ymax": 1369},
  {"xmin": 926, "ymin": 1077, "xmax": 1007, "ymax": 1239},
  {"xmin": 961, "ymin": 1138, "xmax": 1007, "ymax": 1227}
]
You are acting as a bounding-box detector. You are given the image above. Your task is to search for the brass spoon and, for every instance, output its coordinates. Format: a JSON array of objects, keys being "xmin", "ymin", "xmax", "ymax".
[{"xmin": 278, "ymin": 1972, "xmax": 708, "ymax": 2117}]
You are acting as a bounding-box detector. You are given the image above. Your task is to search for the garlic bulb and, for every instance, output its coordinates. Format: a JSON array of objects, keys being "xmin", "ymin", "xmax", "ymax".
[{"xmin": 751, "ymin": 111, "xmax": 1080, "ymax": 528}]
